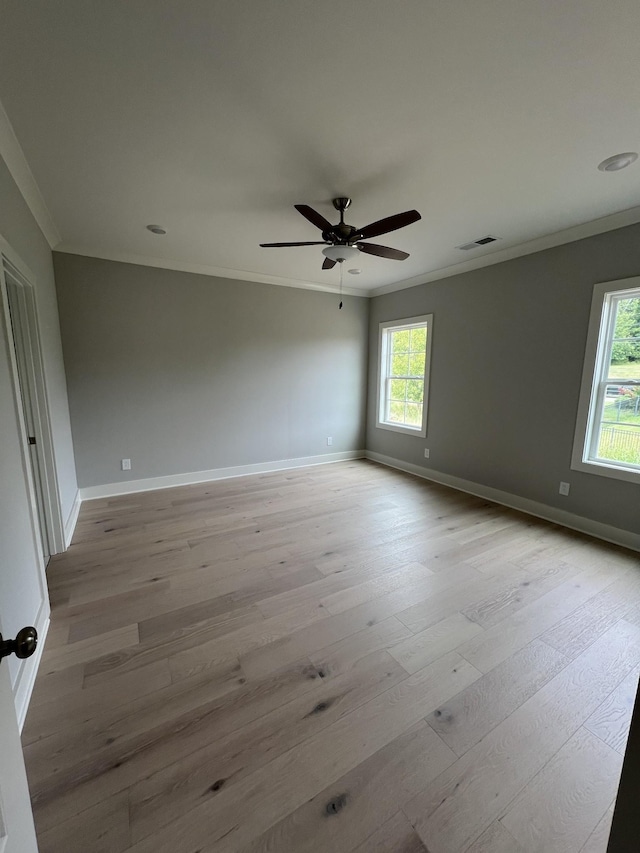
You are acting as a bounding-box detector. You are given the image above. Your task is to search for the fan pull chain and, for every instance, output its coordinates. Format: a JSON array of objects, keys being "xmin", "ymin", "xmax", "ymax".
[{"xmin": 339, "ymin": 264, "xmax": 343, "ymax": 310}]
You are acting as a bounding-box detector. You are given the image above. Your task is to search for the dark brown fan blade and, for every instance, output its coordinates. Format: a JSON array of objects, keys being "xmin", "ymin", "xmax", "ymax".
[
  {"xmin": 354, "ymin": 210, "xmax": 421, "ymax": 241},
  {"xmin": 356, "ymin": 242, "xmax": 409, "ymax": 261},
  {"xmin": 322, "ymin": 258, "xmax": 337, "ymax": 270},
  {"xmin": 260, "ymin": 241, "xmax": 328, "ymax": 247},
  {"xmin": 295, "ymin": 204, "xmax": 333, "ymax": 233}
]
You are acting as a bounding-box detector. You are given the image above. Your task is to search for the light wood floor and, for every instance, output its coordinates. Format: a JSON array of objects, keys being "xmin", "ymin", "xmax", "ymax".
[{"xmin": 23, "ymin": 460, "xmax": 640, "ymax": 853}]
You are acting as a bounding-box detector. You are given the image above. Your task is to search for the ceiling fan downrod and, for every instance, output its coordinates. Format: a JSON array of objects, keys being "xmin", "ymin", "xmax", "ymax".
[{"xmin": 325, "ymin": 197, "xmax": 355, "ymax": 244}]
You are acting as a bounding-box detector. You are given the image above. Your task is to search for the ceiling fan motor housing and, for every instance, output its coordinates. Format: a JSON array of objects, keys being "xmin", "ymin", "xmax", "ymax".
[{"xmin": 325, "ymin": 222, "xmax": 357, "ymax": 243}]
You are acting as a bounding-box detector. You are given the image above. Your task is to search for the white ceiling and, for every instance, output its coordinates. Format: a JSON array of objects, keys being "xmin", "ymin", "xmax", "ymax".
[{"xmin": 1, "ymin": 0, "xmax": 640, "ymax": 295}]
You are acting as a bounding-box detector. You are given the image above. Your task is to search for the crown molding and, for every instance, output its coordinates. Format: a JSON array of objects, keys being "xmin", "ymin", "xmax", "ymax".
[
  {"xmin": 0, "ymin": 99, "xmax": 61, "ymax": 248},
  {"xmin": 371, "ymin": 204, "xmax": 640, "ymax": 297},
  {"xmin": 53, "ymin": 244, "xmax": 367, "ymax": 297},
  {"xmin": 3, "ymin": 78, "xmax": 639, "ymax": 298},
  {"xmin": 52, "ymin": 201, "xmax": 640, "ymax": 299}
]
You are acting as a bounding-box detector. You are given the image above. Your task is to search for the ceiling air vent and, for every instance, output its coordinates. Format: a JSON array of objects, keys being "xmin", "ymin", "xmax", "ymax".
[{"xmin": 457, "ymin": 235, "xmax": 500, "ymax": 251}]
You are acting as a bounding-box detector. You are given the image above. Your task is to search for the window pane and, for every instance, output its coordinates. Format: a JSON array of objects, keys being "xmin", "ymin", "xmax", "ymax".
[
  {"xmin": 596, "ymin": 385, "xmax": 640, "ymax": 465},
  {"xmin": 408, "ymin": 352, "xmax": 425, "ymax": 375},
  {"xmin": 602, "ymin": 388, "xmax": 640, "ymax": 424},
  {"xmin": 405, "ymin": 402, "xmax": 423, "ymax": 426},
  {"xmin": 391, "ymin": 353, "xmax": 409, "ymax": 375},
  {"xmin": 391, "ymin": 329, "xmax": 411, "ymax": 353},
  {"xmin": 596, "ymin": 425, "xmax": 640, "ymax": 465},
  {"xmin": 390, "ymin": 379, "xmax": 407, "ymax": 401},
  {"xmin": 608, "ymin": 296, "xmax": 640, "ymax": 378},
  {"xmin": 406, "ymin": 378, "xmax": 424, "ymax": 403},
  {"xmin": 410, "ymin": 326, "xmax": 427, "ymax": 351},
  {"xmin": 388, "ymin": 400, "xmax": 405, "ymax": 422},
  {"xmin": 608, "ymin": 363, "xmax": 640, "ymax": 380}
]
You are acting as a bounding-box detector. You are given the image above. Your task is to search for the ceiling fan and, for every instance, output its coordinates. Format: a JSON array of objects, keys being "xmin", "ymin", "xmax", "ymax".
[{"xmin": 260, "ymin": 197, "xmax": 421, "ymax": 269}]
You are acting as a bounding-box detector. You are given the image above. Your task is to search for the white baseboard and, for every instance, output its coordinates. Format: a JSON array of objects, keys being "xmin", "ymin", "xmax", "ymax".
[
  {"xmin": 64, "ymin": 488, "xmax": 81, "ymax": 547},
  {"xmin": 366, "ymin": 450, "xmax": 640, "ymax": 553},
  {"xmin": 14, "ymin": 598, "xmax": 50, "ymax": 732},
  {"xmin": 80, "ymin": 450, "xmax": 365, "ymax": 501}
]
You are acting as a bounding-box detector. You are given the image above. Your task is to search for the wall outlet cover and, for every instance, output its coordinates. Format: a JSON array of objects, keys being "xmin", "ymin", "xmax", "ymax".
[
  {"xmin": 424, "ymin": 449, "xmax": 430, "ymax": 458},
  {"xmin": 121, "ymin": 458, "xmax": 131, "ymax": 471},
  {"xmin": 559, "ymin": 481, "xmax": 570, "ymax": 496}
]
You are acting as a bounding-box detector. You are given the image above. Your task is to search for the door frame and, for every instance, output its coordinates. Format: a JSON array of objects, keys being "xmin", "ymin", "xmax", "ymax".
[
  {"xmin": 0, "ymin": 236, "xmax": 65, "ymax": 558},
  {"xmin": 0, "ymin": 234, "xmax": 55, "ymax": 726}
]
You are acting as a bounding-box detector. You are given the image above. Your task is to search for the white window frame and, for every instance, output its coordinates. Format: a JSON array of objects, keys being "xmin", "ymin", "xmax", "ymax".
[
  {"xmin": 571, "ymin": 277, "xmax": 640, "ymax": 485},
  {"xmin": 376, "ymin": 314, "xmax": 433, "ymax": 438}
]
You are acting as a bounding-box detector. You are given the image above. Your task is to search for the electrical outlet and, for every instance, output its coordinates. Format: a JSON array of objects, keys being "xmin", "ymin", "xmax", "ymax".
[
  {"xmin": 121, "ymin": 458, "xmax": 131, "ymax": 471},
  {"xmin": 559, "ymin": 481, "xmax": 570, "ymax": 496},
  {"xmin": 424, "ymin": 448, "xmax": 430, "ymax": 458},
  {"xmin": 327, "ymin": 437, "xmax": 333, "ymax": 446}
]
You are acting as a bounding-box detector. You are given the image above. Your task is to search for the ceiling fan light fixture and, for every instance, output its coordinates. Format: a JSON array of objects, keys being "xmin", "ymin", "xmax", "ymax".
[{"xmin": 322, "ymin": 245, "xmax": 361, "ymax": 264}]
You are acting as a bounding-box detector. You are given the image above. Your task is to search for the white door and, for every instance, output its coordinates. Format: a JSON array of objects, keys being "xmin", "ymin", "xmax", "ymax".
[
  {"xmin": 0, "ymin": 649, "xmax": 38, "ymax": 853},
  {"xmin": 5, "ymin": 277, "xmax": 50, "ymax": 563}
]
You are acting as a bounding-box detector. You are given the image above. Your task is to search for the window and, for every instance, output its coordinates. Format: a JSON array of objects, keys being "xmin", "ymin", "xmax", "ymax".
[
  {"xmin": 572, "ymin": 278, "xmax": 640, "ymax": 484},
  {"xmin": 376, "ymin": 314, "xmax": 433, "ymax": 437}
]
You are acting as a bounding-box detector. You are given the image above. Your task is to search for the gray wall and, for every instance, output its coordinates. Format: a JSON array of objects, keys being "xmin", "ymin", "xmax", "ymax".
[
  {"xmin": 0, "ymin": 152, "xmax": 76, "ymax": 685},
  {"xmin": 54, "ymin": 253, "xmax": 369, "ymax": 488},
  {"xmin": 368, "ymin": 223, "xmax": 640, "ymax": 535}
]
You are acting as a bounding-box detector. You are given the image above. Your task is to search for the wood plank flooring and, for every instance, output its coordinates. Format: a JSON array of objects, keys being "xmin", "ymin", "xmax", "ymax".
[{"xmin": 23, "ymin": 460, "xmax": 640, "ymax": 852}]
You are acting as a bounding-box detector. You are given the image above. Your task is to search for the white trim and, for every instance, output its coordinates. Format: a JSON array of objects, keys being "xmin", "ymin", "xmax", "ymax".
[
  {"xmin": 80, "ymin": 450, "xmax": 365, "ymax": 501},
  {"xmin": 2, "ymin": 82, "xmax": 640, "ymax": 299},
  {"xmin": 571, "ymin": 277, "xmax": 640, "ymax": 485},
  {"xmin": 376, "ymin": 314, "xmax": 433, "ymax": 438},
  {"xmin": 0, "ymin": 234, "xmax": 35, "ymax": 286},
  {"xmin": 0, "ymin": 253, "xmax": 52, "ymax": 643},
  {"xmin": 370, "ymin": 205, "xmax": 640, "ymax": 297},
  {"xmin": 57, "ymin": 201, "xmax": 640, "ymax": 300},
  {"xmin": 0, "ymin": 99, "xmax": 61, "ymax": 249},
  {"xmin": 1, "ymin": 252, "xmax": 66, "ymax": 555},
  {"xmin": 64, "ymin": 489, "xmax": 81, "ymax": 548},
  {"xmin": 572, "ymin": 456, "xmax": 640, "ymax": 484},
  {"xmin": 366, "ymin": 450, "xmax": 640, "ymax": 553},
  {"xmin": 13, "ymin": 601, "xmax": 50, "ymax": 732},
  {"xmin": 54, "ymin": 245, "xmax": 366, "ymax": 298}
]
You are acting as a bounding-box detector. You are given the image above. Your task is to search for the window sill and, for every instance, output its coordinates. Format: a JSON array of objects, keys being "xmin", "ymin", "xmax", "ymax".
[
  {"xmin": 570, "ymin": 456, "xmax": 640, "ymax": 486},
  {"xmin": 376, "ymin": 421, "xmax": 427, "ymax": 438}
]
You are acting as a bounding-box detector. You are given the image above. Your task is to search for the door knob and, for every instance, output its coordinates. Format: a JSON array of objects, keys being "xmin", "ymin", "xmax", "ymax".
[{"xmin": 0, "ymin": 627, "xmax": 38, "ymax": 663}]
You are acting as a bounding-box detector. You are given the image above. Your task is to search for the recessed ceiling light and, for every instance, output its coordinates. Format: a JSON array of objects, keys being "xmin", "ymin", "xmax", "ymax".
[
  {"xmin": 348, "ymin": 268, "xmax": 362, "ymax": 275},
  {"xmin": 597, "ymin": 152, "xmax": 638, "ymax": 172},
  {"xmin": 146, "ymin": 224, "xmax": 167, "ymax": 235}
]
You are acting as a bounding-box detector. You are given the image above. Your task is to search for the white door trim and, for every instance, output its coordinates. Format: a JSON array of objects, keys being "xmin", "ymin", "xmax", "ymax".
[
  {"xmin": 0, "ymin": 236, "xmax": 65, "ymax": 555},
  {"xmin": 0, "ymin": 233, "xmax": 54, "ymax": 720}
]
